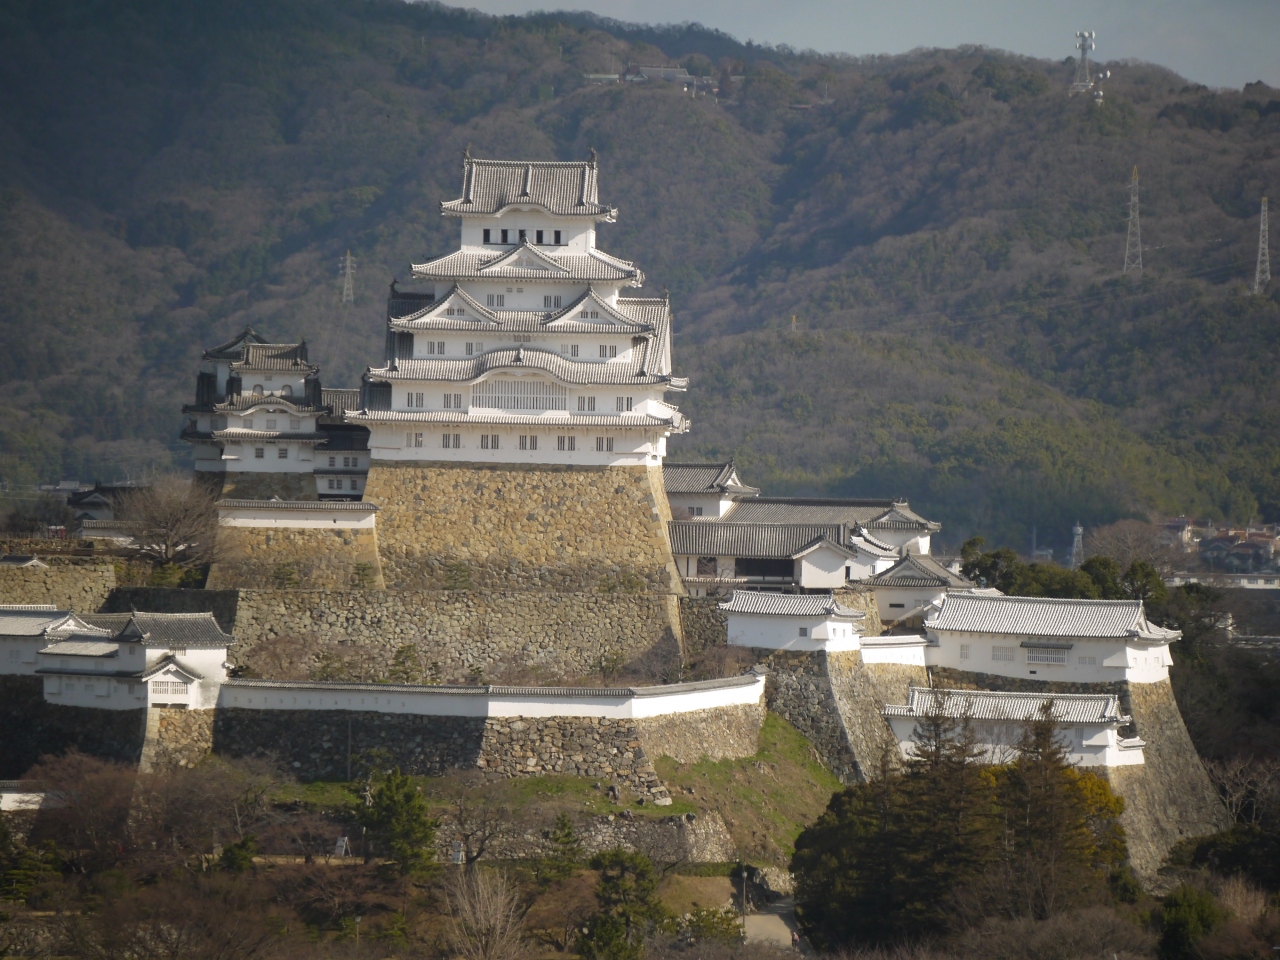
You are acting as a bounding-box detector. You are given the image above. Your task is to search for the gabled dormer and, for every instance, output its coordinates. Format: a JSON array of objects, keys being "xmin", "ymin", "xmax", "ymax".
[
  {"xmin": 545, "ymin": 287, "xmax": 651, "ymax": 332},
  {"xmin": 477, "ymin": 240, "xmax": 573, "ymax": 277}
]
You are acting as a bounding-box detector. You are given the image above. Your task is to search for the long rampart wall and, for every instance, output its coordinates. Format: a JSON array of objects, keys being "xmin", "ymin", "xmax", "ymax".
[
  {"xmin": 0, "ymin": 559, "xmax": 116, "ymax": 610},
  {"xmin": 207, "ymin": 526, "xmax": 385, "ymax": 590},
  {"xmin": 363, "ymin": 460, "xmax": 684, "ymax": 593},
  {"xmin": 0, "ymin": 677, "xmax": 145, "ymax": 777}
]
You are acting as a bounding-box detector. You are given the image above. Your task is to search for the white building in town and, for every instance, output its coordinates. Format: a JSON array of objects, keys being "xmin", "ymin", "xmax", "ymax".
[
  {"xmin": 923, "ymin": 593, "xmax": 1179, "ymax": 684},
  {"xmin": 883, "ymin": 687, "xmax": 1146, "ymax": 768},
  {"xmin": 36, "ymin": 612, "xmax": 231, "ymax": 711},
  {"xmin": 719, "ymin": 590, "xmax": 864, "ymax": 651},
  {"xmin": 346, "ymin": 152, "xmax": 689, "ymax": 465}
]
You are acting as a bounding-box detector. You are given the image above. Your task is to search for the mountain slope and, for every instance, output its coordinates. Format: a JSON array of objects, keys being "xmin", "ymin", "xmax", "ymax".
[{"xmin": 0, "ymin": 0, "xmax": 1277, "ymax": 552}]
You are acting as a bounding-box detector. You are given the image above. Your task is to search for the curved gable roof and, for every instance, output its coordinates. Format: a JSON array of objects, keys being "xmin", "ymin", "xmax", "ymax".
[{"xmin": 441, "ymin": 156, "xmax": 615, "ymax": 219}]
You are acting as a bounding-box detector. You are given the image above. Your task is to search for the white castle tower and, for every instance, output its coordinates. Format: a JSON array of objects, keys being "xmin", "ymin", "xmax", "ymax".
[{"xmin": 347, "ymin": 151, "xmax": 689, "ymax": 464}]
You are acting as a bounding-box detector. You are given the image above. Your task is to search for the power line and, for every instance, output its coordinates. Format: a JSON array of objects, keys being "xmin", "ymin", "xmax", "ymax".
[
  {"xmin": 1123, "ymin": 166, "xmax": 1142, "ymax": 277},
  {"xmin": 1255, "ymin": 197, "xmax": 1270, "ymax": 295}
]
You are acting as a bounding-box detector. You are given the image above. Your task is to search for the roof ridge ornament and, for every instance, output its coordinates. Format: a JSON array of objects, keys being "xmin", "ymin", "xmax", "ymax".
[{"xmin": 521, "ymin": 163, "xmax": 532, "ymax": 197}]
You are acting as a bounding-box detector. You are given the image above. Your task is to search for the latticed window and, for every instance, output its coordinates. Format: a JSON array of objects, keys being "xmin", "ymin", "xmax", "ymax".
[
  {"xmin": 472, "ymin": 379, "xmax": 567, "ymax": 411},
  {"xmin": 991, "ymin": 645, "xmax": 1015, "ymax": 662},
  {"xmin": 1026, "ymin": 647, "xmax": 1068, "ymax": 664},
  {"xmin": 151, "ymin": 681, "xmax": 188, "ymax": 695}
]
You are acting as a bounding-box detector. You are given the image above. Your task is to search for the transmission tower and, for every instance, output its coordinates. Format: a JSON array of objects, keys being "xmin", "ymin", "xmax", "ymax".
[
  {"xmin": 1071, "ymin": 31, "xmax": 1095, "ymax": 94},
  {"xmin": 1255, "ymin": 197, "xmax": 1270, "ymax": 294},
  {"xmin": 1070, "ymin": 521, "xmax": 1084, "ymax": 570},
  {"xmin": 1123, "ymin": 166, "xmax": 1142, "ymax": 276},
  {"xmin": 340, "ymin": 250, "xmax": 356, "ymax": 303}
]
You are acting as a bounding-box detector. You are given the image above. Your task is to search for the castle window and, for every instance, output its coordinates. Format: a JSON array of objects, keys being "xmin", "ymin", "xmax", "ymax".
[
  {"xmin": 278, "ymin": 447, "xmax": 288, "ymax": 459},
  {"xmin": 691, "ymin": 507, "xmax": 704, "ymax": 517},
  {"xmin": 536, "ymin": 229, "xmax": 544, "ymax": 244},
  {"xmin": 289, "ymin": 418, "xmax": 301, "ymax": 430},
  {"xmin": 440, "ymin": 433, "xmax": 458, "ymax": 448},
  {"xmin": 570, "ymin": 345, "xmax": 579, "ymax": 358},
  {"xmin": 560, "ymin": 344, "xmax": 570, "ymax": 354},
  {"xmin": 798, "ymin": 627, "xmax": 809, "ymax": 637},
  {"xmin": 599, "ymin": 344, "xmax": 616, "ymax": 358},
  {"xmin": 496, "ymin": 295, "xmax": 504, "ymax": 308},
  {"xmin": 595, "ymin": 437, "xmax": 614, "ymax": 452},
  {"xmin": 518, "ymin": 229, "xmax": 526, "ymax": 242},
  {"xmin": 615, "ymin": 397, "xmax": 633, "ymax": 412},
  {"xmin": 1026, "ymin": 647, "xmax": 1068, "ymax": 665},
  {"xmin": 1078, "ymin": 655, "xmax": 1097, "ymax": 665},
  {"xmin": 483, "ymin": 228, "xmax": 491, "ymax": 243},
  {"xmin": 544, "ymin": 295, "xmax": 552, "ymax": 308},
  {"xmin": 481, "ymin": 435, "xmax": 489, "ymax": 449},
  {"xmin": 554, "ymin": 295, "xmax": 561, "ymax": 308},
  {"xmin": 329, "ymin": 456, "xmax": 336, "ymax": 467},
  {"xmin": 554, "ymin": 230, "xmax": 561, "ymax": 244},
  {"xmin": 519, "ymin": 435, "xmax": 538, "ymax": 450},
  {"xmin": 580, "ymin": 311, "xmax": 589, "ymax": 318},
  {"xmin": 253, "ymin": 385, "xmax": 263, "ymax": 395},
  {"xmin": 446, "ymin": 307, "xmax": 455, "ymax": 316},
  {"xmin": 266, "ymin": 419, "xmax": 277, "ymax": 430},
  {"xmin": 960, "ymin": 644, "xmax": 970, "ymax": 660},
  {"xmin": 328, "ymin": 479, "xmax": 336, "ymax": 490},
  {"xmin": 415, "ymin": 433, "xmax": 425, "ymax": 448},
  {"xmin": 501, "ymin": 229, "xmax": 509, "ymax": 244},
  {"xmin": 486, "ymin": 295, "xmax": 494, "ymax": 307},
  {"xmin": 255, "ymin": 448, "xmax": 265, "ymax": 459},
  {"xmin": 577, "ymin": 397, "xmax": 596, "ymax": 412},
  {"xmin": 558, "ymin": 436, "xmax": 576, "ymax": 451},
  {"xmin": 992, "ymin": 645, "xmax": 1015, "ymax": 662},
  {"xmin": 519, "ymin": 435, "xmax": 527, "ymax": 450},
  {"xmin": 243, "ymin": 418, "xmax": 254, "ymax": 429},
  {"xmin": 426, "ymin": 341, "xmax": 445, "ymax": 355},
  {"xmin": 591, "ymin": 311, "xmax": 600, "ymax": 319},
  {"xmin": 282, "ymin": 384, "xmax": 293, "ymax": 396}
]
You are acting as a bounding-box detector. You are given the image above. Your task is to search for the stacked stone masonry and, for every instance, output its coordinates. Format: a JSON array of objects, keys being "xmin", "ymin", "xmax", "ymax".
[
  {"xmin": 364, "ymin": 461, "xmax": 684, "ymax": 593},
  {"xmin": 219, "ymin": 473, "xmax": 318, "ymax": 501},
  {"xmin": 0, "ymin": 559, "xmax": 116, "ymax": 611},
  {"xmin": 433, "ymin": 810, "xmax": 736, "ymax": 864},
  {"xmin": 230, "ymin": 588, "xmax": 681, "ymax": 683},
  {"xmin": 633, "ymin": 703, "xmax": 765, "ymax": 763},
  {"xmin": 207, "ymin": 527, "xmax": 385, "ymax": 591},
  {"xmin": 141, "ymin": 707, "xmax": 216, "ymax": 773},
  {"xmin": 0, "ymin": 677, "xmax": 144, "ymax": 777}
]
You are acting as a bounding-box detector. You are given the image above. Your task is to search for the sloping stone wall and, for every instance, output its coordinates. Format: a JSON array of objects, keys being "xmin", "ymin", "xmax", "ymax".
[
  {"xmin": 0, "ymin": 559, "xmax": 115, "ymax": 611},
  {"xmin": 434, "ymin": 810, "xmax": 735, "ymax": 864},
  {"xmin": 1107, "ymin": 681, "xmax": 1228, "ymax": 878},
  {"xmin": 219, "ymin": 472, "xmax": 318, "ymax": 500},
  {"xmin": 763, "ymin": 651, "xmax": 926, "ymax": 783},
  {"xmin": 207, "ymin": 527, "xmax": 385, "ymax": 591},
  {"xmin": 231, "ymin": 588, "xmax": 680, "ymax": 683},
  {"xmin": 140, "ymin": 707, "xmax": 216, "ymax": 773},
  {"xmin": 0, "ymin": 677, "xmax": 145, "ymax": 777},
  {"xmin": 635, "ymin": 703, "xmax": 765, "ymax": 763},
  {"xmin": 210, "ymin": 709, "xmax": 674, "ymax": 801},
  {"xmin": 364, "ymin": 460, "xmax": 684, "ymax": 593}
]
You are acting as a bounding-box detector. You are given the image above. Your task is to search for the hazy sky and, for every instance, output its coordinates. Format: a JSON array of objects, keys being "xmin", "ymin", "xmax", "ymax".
[{"xmin": 454, "ymin": 0, "xmax": 1279, "ymax": 90}]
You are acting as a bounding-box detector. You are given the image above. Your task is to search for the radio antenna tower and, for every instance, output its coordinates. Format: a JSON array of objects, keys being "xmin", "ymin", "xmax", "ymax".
[
  {"xmin": 1071, "ymin": 31, "xmax": 1096, "ymax": 94},
  {"xmin": 340, "ymin": 250, "xmax": 356, "ymax": 303},
  {"xmin": 1123, "ymin": 167, "xmax": 1143, "ymax": 276},
  {"xmin": 1255, "ymin": 197, "xmax": 1270, "ymax": 294}
]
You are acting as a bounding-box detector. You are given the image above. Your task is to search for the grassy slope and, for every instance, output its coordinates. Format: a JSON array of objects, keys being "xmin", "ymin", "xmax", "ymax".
[{"xmin": 0, "ymin": 0, "xmax": 1278, "ymax": 550}]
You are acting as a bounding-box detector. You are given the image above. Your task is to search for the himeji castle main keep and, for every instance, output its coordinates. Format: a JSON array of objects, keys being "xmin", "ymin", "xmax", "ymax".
[{"xmin": 0, "ymin": 153, "xmax": 1228, "ymax": 881}]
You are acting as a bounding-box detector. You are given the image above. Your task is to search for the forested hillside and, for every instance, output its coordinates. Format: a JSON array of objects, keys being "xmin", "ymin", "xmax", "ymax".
[{"xmin": 1, "ymin": 0, "xmax": 1277, "ymax": 551}]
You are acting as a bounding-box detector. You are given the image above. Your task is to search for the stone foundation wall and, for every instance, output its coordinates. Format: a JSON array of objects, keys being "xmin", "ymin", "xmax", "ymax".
[
  {"xmin": 1107, "ymin": 681, "xmax": 1229, "ymax": 878},
  {"xmin": 210, "ymin": 709, "xmax": 671, "ymax": 800},
  {"xmin": 635, "ymin": 703, "xmax": 765, "ymax": 763},
  {"xmin": 364, "ymin": 461, "xmax": 684, "ymax": 593},
  {"xmin": 0, "ymin": 677, "xmax": 144, "ymax": 777},
  {"xmin": 0, "ymin": 559, "xmax": 116, "ymax": 611},
  {"xmin": 219, "ymin": 472, "xmax": 318, "ymax": 500},
  {"xmin": 140, "ymin": 707, "xmax": 216, "ymax": 773},
  {"xmin": 207, "ymin": 527, "xmax": 385, "ymax": 591},
  {"xmin": 231, "ymin": 589, "xmax": 681, "ymax": 683},
  {"xmin": 763, "ymin": 651, "xmax": 926, "ymax": 783},
  {"xmin": 833, "ymin": 586, "xmax": 885, "ymax": 637},
  {"xmin": 434, "ymin": 810, "xmax": 735, "ymax": 864}
]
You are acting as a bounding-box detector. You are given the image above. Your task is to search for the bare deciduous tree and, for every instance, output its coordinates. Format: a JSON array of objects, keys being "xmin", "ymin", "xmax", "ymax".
[
  {"xmin": 1205, "ymin": 755, "xmax": 1280, "ymax": 826},
  {"xmin": 446, "ymin": 868, "xmax": 526, "ymax": 960},
  {"xmin": 117, "ymin": 474, "xmax": 222, "ymax": 566},
  {"xmin": 1086, "ymin": 519, "xmax": 1179, "ymax": 573}
]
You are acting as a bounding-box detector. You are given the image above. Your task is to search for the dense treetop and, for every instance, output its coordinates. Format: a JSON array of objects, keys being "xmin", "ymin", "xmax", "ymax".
[{"xmin": 1, "ymin": 0, "xmax": 1277, "ymax": 550}]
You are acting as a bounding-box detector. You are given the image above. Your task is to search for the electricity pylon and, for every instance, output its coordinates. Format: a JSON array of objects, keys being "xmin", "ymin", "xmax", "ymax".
[
  {"xmin": 1255, "ymin": 198, "xmax": 1270, "ymax": 294},
  {"xmin": 1123, "ymin": 167, "xmax": 1142, "ymax": 276},
  {"xmin": 340, "ymin": 250, "xmax": 356, "ymax": 303}
]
